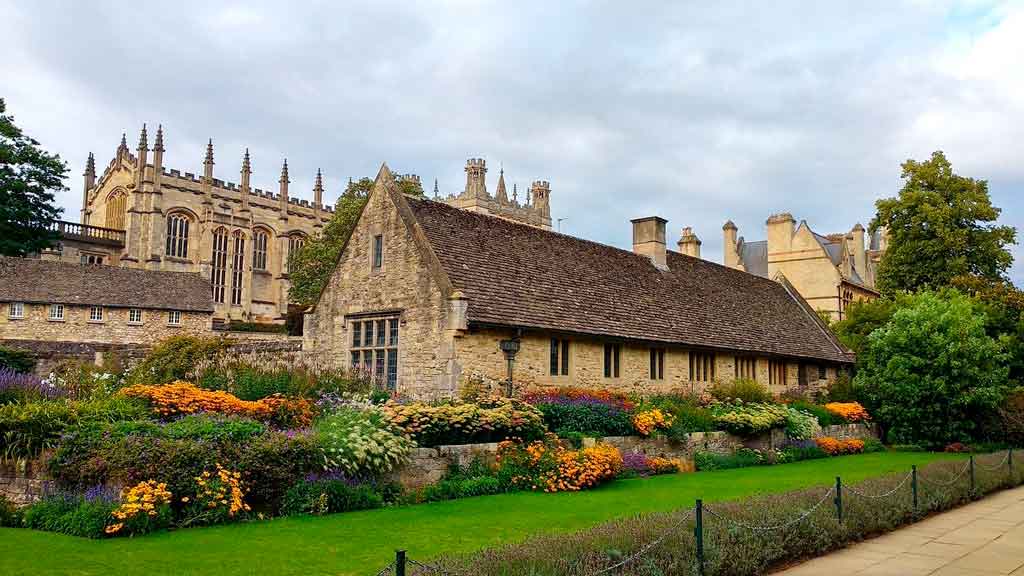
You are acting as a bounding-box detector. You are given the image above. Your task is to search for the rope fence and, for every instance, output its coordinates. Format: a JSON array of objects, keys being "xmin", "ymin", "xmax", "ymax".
[{"xmin": 371, "ymin": 449, "xmax": 1020, "ymax": 576}]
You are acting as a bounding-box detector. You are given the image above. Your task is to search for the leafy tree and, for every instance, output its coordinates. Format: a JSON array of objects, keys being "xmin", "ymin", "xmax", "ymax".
[
  {"xmin": 855, "ymin": 291, "xmax": 1010, "ymax": 446},
  {"xmin": 288, "ymin": 175, "xmax": 423, "ymax": 307},
  {"xmin": 871, "ymin": 151, "xmax": 1016, "ymax": 295},
  {"xmin": 0, "ymin": 99, "xmax": 66, "ymax": 256},
  {"xmin": 951, "ymin": 274, "xmax": 1024, "ymax": 385}
]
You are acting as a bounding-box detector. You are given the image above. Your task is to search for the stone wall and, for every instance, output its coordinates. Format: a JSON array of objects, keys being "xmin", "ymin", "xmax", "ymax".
[
  {"xmin": 0, "ymin": 460, "xmax": 51, "ymax": 506},
  {"xmin": 0, "ymin": 302, "xmax": 210, "ymax": 345}
]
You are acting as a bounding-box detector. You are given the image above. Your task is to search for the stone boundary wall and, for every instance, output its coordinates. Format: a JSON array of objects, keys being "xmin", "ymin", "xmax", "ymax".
[
  {"xmin": 1, "ymin": 337, "xmax": 303, "ymax": 377},
  {"xmin": 0, "ymin": 460, "xmax": 51, "ymax": 506}
]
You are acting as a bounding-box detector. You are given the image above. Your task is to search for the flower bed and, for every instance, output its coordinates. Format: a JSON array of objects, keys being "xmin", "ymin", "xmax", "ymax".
[
  {"xmin": 381, "ymin": 397, "xmax": 545, "ymax": 447},
  {"xmin": 121, "ymin": 381, "xmax": 314, "ymax": 428},
  {"xmin": 825, "ymin": 402, "xmax": 871, "ymax": 422},
  {"xmin": 496, "ymin": 434, "xmax": 623, "ymax": 492}
]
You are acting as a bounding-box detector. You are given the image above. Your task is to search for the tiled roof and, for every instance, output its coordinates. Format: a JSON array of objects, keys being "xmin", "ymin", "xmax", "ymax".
[
  {"xmin": 0, "ymin": 257, "xmax": 214, "ymax": 312},
  {"xmin": 405, "ymin": 197, "xmax": 851, "ymax": 364}
]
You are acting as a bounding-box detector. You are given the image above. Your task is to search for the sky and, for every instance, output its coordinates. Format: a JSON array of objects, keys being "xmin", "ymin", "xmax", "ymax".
[{"xmin": 2, "ymin": 0, "xmax": 1022, "ymax": 285}]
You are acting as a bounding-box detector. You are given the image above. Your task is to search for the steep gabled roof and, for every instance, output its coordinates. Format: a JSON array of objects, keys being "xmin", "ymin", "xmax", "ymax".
[
  {"xmin": 738, "ymin": 239, "xmax": 768, "ymax": 277},
  {"xmin": 0, "ymin": 257, "xmax": 214, "ymax": 312},
  {"xmin": 404, "ymin": 197, "xmax": 851, "ymax": 364}
]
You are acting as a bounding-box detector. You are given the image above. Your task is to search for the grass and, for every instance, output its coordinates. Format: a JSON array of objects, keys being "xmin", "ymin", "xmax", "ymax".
[{"xmin": 0, "ymin": 451, "xmax": 963, "ymax": 576}]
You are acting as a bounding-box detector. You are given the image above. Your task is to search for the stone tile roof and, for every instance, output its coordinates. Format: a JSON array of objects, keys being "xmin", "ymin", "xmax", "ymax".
[
  {"xmin": 0, "ymin": 257, "xmax": 214, "ymax": 312},
  {"xmin": 405, "ymin": 198, "xmax": 851, "ymax": 364},
  {"xmin": 738, "ymin": 239, "xmax": 768, "ymax": 277}
]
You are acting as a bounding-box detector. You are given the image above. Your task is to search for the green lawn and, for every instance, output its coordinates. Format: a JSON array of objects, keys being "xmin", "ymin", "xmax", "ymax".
[{"xmin": 0, "ymin": 451, "xmax": 963, "ymax": 576}]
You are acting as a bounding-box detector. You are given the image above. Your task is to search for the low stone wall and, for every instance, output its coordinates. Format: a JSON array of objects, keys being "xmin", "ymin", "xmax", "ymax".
[{"xmin": 0, "ymin": 460, "xmax": 51, "ymax": 506}]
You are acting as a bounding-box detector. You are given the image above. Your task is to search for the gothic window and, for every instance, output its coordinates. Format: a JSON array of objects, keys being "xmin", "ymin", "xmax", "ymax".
[
  {"xmin": 252, "ymin": 229, "xmax": 269, "ymax": 271},
  {"xmin": 689, "ymin": 351, "xmax": 716, "ymax": 383},
  {"xmin": 735, "ymin": 356, "xmax": 757, "ymax": 380},
  {"xmin": 212, "ymin": 228, "xmax": 229, "ymax": 304},
  {"xmin": 350, "ymin": 316, "xmax": 400, "ymax": 391},
  {"xmin": 287, "ymin": 234, "xmax": 306, "ymax": 273},
  {"xmin": 105, "ymin": 190, "xmax": 128, "ymax": 230},
  {"xmin": 231, "ymin": 231, "xmax": 245, "ymax": 306},
  {"xmin": 603, "ymin": 343, "xmax": 621, "ymax": 378},
  {"xmin": 165, "ymin": 214, "xmax": 190, "ymax": 258}
]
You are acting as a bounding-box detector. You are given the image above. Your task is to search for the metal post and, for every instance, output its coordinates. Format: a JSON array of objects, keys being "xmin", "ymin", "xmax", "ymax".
[
  {"xmin": 695, "ymin": 499, "xmax": 704, "ymax": 576},
  {"xmin": 969, "ymin": 455, "xmax": 976, "ymax": 496},
  {"xmin": 911, "ymin": 465, "xmax": 918, "ymax": 514},
  {"xmin": 395, "ymin": 549, "xmax": 406, "ymax": 576},
  {"xmin": 835, "ymin": 476, "xmax": 843, "ymax": 523}
]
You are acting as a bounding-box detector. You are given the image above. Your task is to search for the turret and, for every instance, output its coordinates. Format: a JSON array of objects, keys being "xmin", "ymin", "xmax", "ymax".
[
  {"xmin": 464, "ymin": 158, "xmax": 487, "ymax": 198},
  {"xmin": 81, "ymin": 152, "xmax": 96, "ymax": 223},
  {"xmin": 278, "ymin": 159, "xmax": 290, "ymax": 220},
  {"xmin": 529, "ymin": 180, "xmax": 550, "ymax": 217},
  {"xmin": 313, "ymin": 168, "xmax": 324, "ymax": 213},
  {"xmin": 240, "ymin": 149, "xmax": 251, "ymax": 212},
  {"xmin": 202, "ymin": 139, "xmax": 214, "ymax": 205}
]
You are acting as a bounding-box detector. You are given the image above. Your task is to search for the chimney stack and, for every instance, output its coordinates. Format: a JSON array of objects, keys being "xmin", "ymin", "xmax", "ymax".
[
  {"xmin": 851, "ymin": 223, "xmax": 866, "ymax": 274},
  {"xmin": 631, "ymin": 216, "xmax": 668, "ymax": 270},
  {"xmin": 677, "ymin": 227, "xmax": 702, "ymax": 258},
  {"xmin": 766, "ymin": 212, "xmax": 796, "ymax": 252},
  {"xmin": 722, "ymin": 220, "xmax": 739, "ymax": 268}
]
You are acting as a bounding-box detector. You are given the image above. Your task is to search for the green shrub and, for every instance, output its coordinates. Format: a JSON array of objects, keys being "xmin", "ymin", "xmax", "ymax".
[
  {"xmin": 788, "ymin": 400, "xmax": 836, "ymax": 427},
  {"xmin": 316, "ymin": 408, "xmax": 414, "ymax": 475},
  {"xmin": 382, "ymin": 398, "xmax": 547, "ymax": 447},
  {"xmin": 784, "ymin": 407, "xmax": 821, "ymax": 440},
  {"xmin": 0, "ymin": 397, "xmax": 148, "ymax": 460},
  {"xmin": 416, "ymin": 476, "xmax": 503, "ymax": 503},
  {"xmin": 0, "ymin": 346, "xmax": 35, "ymax": 374},
  {"xmin": 0, "ymin": 494, "xmax": 22, "ymax": 527},
  {"xmin": 711, "ymin": 402, "xmax": 788, "ymax": 436},
  {"xmin": 128, "ymin": 335, "xmax": 230, "ymax": 385},
  {"xmin": 642, "ymin": 394, "xmax": 716, "ymax": 438},
  {"xmin": 693, "ymin": 448, "xmax": 762, "ymax": 471},
  {"xmin": 857, "ymin": 291, "xmax": 1011, "ymax": 445},
  {"xmin": 709, "ymin": 378, "xmax": 772, "ymax": 403},
  {"xmin": 534, "ymin": 403, "xmax": 633, "ymax": 438},
  {"xmin": 826, "ymin": 371, "xmax": 860, "ymax": 403},
  {"xmin": 279, "ymin": 474, "xmax": 385, "ymax": 516},
  {"xmin": 779, "ymin": 443, "xmax": 828, "ymax": 463},
  {"xmin": 862, "ymin": 437, "xmax": 886, "ymax": 453},
  {"xmin": 21, "ymin": 493, "xmax": 117, "ymax": 539},
  {"xmin": 163, "ymin": 413, "xmax": 265, "ymax": 442},
  {"xmin": 224, "ymin": 321, "xmax": 288, "ymax": 334},
  {"xmin": 237, "ymin": 431, "xmax": 323, "ymax": 510}
]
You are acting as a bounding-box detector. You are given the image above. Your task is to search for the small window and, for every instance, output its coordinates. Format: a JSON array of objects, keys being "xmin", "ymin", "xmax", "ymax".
[
  {"xmin": 80, "ymin": 253, "xmax": 104, "ymax": 265},
  {"xmin": 769, "ymin": 360, "xmax": 786, "ymax": 386},
  {"xmin": 735, "ymin": 356, "xmax": 757, "ymax": 380},
  {"xmin": 372, "ymin": 235, "xmax": 383, "ymax": 270},
  {"xmin": 128, "ymin": 308, "xmax": 143, "ymax": 324},
  {"xmin": 818, "ymin": 365, "xmax": 827, "ymax": 380},
  {"xmin": 603, "ymin": 343, "xmax": 621, "ymax": 378},
  {"xmin": 549, "ymin": 338, "xmax": 570, "ymax": 376},
  {"xmin": 649, "ymin": 348, "xmax": 665, "ymax": 380},
  {"xmin": 798, "ymin": 363, "xmax": 808, "ymax": 387},
  {"xmin": 48, "ymin": 304, "xmax": 64, "ymax": 321},
  {"xmin": 688, "ymin": 351, "xmax": 716, "ymax": 383},
  {"xmin": 8, "ymin": 302, "xmax": 24, "ymax": 319},
  {"xmin": 89, "ymin": 306, "xmax": 104, "ymax": 322},
  {"xmin": 168, "ymin": 310, "xmax": 182, "ymax": 326}
]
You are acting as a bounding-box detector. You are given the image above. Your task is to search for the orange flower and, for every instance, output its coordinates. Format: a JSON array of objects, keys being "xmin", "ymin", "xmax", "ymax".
[
  {"xmin": 121, "ymin": 381, "xmax": 312, "ymax": 425},
  {"xmin": 824, "ymin": 402, "xmax": 870, "ymax": 422}
]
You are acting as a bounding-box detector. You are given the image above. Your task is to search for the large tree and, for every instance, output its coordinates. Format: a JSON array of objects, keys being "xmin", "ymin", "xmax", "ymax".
[
  {"xmin": 871, "ymin": 151, "xmax": 1015, "ymax": 295},
  {"xmin": 288, "ymin": 175, "xmax": 423, "ymax": 307},
  {"xmin": 0, "ymin": 98, "xmax": 66, "ymax": 256}
]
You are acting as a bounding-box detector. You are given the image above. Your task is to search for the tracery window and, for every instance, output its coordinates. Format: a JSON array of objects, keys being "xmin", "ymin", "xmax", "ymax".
[
  {"xmin": 212, "ymin": 228, "xmax": 229, "ymax": 304},
  {"xmin": 105, "ymin": 190, "xmax": 128, "ymax": 230},
  {"xmin": 253, "ymin": 229, "xmax": 269, "ymax": 271},
  {"xmin": 286, "ymin": 235, "xmax": 306, "ymax": 273},
  {"xmin": 165, "ymin": 214, "xmax": 190, "ymax": 258},
  {"xmin": 231, "ymin": 231, "xmax": 245, "ymax": 306}
]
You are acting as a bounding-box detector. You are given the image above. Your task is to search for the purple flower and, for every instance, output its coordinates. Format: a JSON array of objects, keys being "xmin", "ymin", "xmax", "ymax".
[
  {"xmin": 83, "ymin": 484, "xmax": 119, "ymax": 503},
  {"xmin": 622, "ymin": 452, "xmax": 651, "ymax": 473},
  {"xmin": 0, "ymin": 367, "xmax": 65, "ymax": 401}
]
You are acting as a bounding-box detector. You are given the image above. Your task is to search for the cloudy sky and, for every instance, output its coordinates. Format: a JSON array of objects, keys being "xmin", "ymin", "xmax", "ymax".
[{"xmin": 2, "ymin": 0, "xmax": 1022, "ymax": 285}]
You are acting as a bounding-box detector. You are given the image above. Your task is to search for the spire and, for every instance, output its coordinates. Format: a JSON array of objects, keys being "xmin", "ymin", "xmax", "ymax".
[
  {"xmin": 239, "ymin": 149, "xmax": 251, "ymax": 212},
  {"xmin": 154, "ymin": 124, "xmax": 164, "ymax": 152},
  {"xmin": 204, "ymin": 138, "xmax": 215, "ymax": 166},
  {"xmin": 137, "ymin": 123, "xmax": 148, "ymax": 151},
  {"xmin": 313, "ymin": 168, "xmax": 324, "ymax": 210},
  {"xmin": 512, "ymin": 182, "xmax": 518, "ymax": 204},
  {"xmin": 279, "ymin": 158, "xmax": 290, "ymax": 184},
  {"xmin": 278, "ymin": 158, "xmax": 290, "ymax": 219},
  {"xmin": 433, "ymin": 178, "xmax": 439, "ymax": 199},
  {"xmin": 116, "ymin": 132, "xmax": 129, "ymax": 160},
  {"xmin": 241, "ymin": 148, "xmax": 251, "ymax": 175},
  {"xmin": 495, "ymin": 165, "xmax": 508, "ymax": 203},
  {"xmin": 84, "ymin": 152, "xmax": 96, "ymax": 177}
]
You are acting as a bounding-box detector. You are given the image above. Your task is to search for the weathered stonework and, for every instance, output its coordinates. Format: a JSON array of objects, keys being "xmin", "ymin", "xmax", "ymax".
[
  {"xmin": 0, "ymin": 459, "xmax": 51, "ymax": 506},
  {"xmin": 0, "ymin": 303, "xmax": 208, "ymax": 345}
]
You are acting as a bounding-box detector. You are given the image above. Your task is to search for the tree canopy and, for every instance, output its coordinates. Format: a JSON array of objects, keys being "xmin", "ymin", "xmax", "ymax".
[
  {"xmin": 870, "ymin": 151, "xmax": 1015, "ymax": 295},
  {"xmin": 0, "ymin": 98, "xmax": 66, "ymax": 256},
  {"xmin": 288, "ymin": 174, "xmax": 423, "ymax": 307}
]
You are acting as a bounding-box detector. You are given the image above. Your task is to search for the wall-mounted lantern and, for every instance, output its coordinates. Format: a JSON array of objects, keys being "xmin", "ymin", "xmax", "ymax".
[{"xmin": 499, "ymin": 338, "xmax": 521, "ymax": 397}]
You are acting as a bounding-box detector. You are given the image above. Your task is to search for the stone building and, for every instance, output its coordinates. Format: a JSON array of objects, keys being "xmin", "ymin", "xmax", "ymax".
[
  {"xmin": 722, "ymin": 214, "xmax": 887, "ymax": 320},
  {"xmin": 439, "ymin": 158, "xmax": 552, "ymax": 229},
  {"xmin": 0, "ymin": 257, "xmax": 213, "ymax": 345},
  {"xmin": 47, "ymin": 125, "xmax": 333, "ymax": 324},
  {"xmin": 304, "ymin": 166, "xmax": 853, "ymax": 399}
]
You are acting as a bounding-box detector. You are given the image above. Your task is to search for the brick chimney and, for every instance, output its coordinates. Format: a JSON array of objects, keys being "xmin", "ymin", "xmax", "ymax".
[
  {"xmin": 677, "ymin": 227, "xmax": 701, "ymax": 258},
  {"xmin": 632, "ymin": 216, "xmax": 668, "ymax": 270}
]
